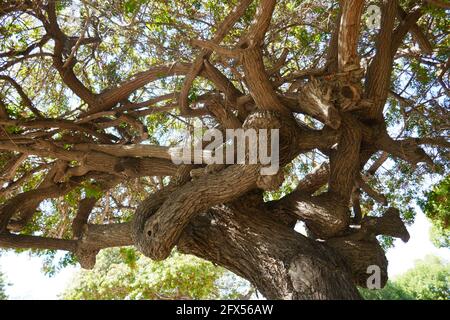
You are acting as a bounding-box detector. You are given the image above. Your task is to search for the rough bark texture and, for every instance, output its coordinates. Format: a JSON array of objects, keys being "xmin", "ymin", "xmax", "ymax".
[{"xmin": 178, "ymin": 201, "xmax": 362, "ymax": 300}]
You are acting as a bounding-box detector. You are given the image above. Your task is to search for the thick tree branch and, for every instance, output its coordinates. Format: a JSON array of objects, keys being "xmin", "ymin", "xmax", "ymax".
[
  {"xmin": 8, "ymin": 160, "xmax": 68, "ymax": 232},
  {"xmin": 338, "ymin": 0, "xmax": 364, "ymax": 71},
  {"xmin": 44, "ymin": 2, "xmax": 98, "ymax": 106},
  {"xmin": 241, "ymin": 47, "xmax": 290, "ymax": 114},
  {"xmin": 356, "ymin": 175, "xmax": 388, "ymax": 205},
  {"xmin": 133, "ymin": 164, "xmax": 260, "ymax": 260},
  {"xmin": 375, "ymin": 133, "xmax": 435, "ymax": 168},
  {"xmin": 72, "ymin": 177, "xmax": 121, "ymax": 239},
  {"xmin": 0, "ymin": 233, "xmax": 77, "ymax": 251},
  {"xmin": 325, "ymin": 3, "xmax": 342, "ymax": 73},
  {"xmin": 238, "ymin": 0, "xmax": 291, "ymax": 115},
  {"xmin": 0, "ymin": 141, "xmax": 179, "ymax": 177},
  {"xmin": 0, "ymin": 118, "xmax": 113, "ymax": 143},
  {"xmin": 396, "ymin": 5, "xmax": 432, "ymax": 55},
  {"xmin": 294, "ymin": 162, "xmax": 330, "ymax": 195},
  {"xmin": 364, "ymin": 0, "xmax": 397, "ymax": 120},
  {"xmin": 358, "ymin": 208, "xmax": 410, "ymax": 242},
  {"xmin": 95, "ymin": 62, "xmax": 192, "ymax": 113},
  {"xmin": 328, "ymin": 115, "xmax": 362, "ymax": 201},
  {"xmin": 0, "ymin": 175, "xmax": 84, "ymax": 233},
  {"xmin": 0, "ymin": 153, "xmax": 27, "ymax": 185}
]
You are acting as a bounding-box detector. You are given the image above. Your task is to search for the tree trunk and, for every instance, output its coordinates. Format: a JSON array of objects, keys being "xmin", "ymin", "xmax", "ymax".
[{"xmin": 178, "ymin": 196, "xmax": 362, "ymax": 300}]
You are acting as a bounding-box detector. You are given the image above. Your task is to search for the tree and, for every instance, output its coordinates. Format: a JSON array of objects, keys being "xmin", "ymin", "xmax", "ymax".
[
  {"xmin": 0, "ymin": 270, "xmax": 7, "ymax": 300},
  {"xmin": 360, "ymin": 281, "xmax": 413, "ymax": 300},
  {"xmin": 360, "ymin": 255, "xmax": 450, "ymax": 300},
  {"xmin": 62, "ymin": 247, "xmax": 251, "ymax": 300},
  {"xmin": 419, "ymin": 176, "xmax": 450, "ymax": 248},
  {"xmin": 0, "ymin": 0, "xmax": 448, "ymax": 299}
]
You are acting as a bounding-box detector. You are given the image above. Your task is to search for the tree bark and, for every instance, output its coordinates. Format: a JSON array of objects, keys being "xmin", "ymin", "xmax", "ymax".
[{"xmin": 178, "ymin": 198, "xmax": 362, "ymax": 300}]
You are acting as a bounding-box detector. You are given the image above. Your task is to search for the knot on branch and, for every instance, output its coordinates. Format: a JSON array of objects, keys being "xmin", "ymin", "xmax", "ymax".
[
  {"xmin": 338, "ymin": 83, "xmax": 362, "ymax": 111},
  {"xmin": 321, "ymin": 68, "xmax": 365, "ymax": 111},
  {"xmin": 130, "ymin": 187, "xmax": 173, "ymax": 260},
  {"xmin": 74, "ymin": 246, "xmax": 99, "ymax": 270}
]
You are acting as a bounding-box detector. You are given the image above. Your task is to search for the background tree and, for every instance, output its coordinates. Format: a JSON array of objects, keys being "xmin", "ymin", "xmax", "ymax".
[
  {"xmin": 0, "ymin": 0, "xmax": 448, "ymax": 299},
  {"xmin": 62, "ymin": 247, "xmax": 252, "ymax": 300},
  {"xmin": 360, "ymin": 255, "xmax": 450, "ymax": 300},
  {"xmin": 419, "ymin": 176, "xmax": 450, "ymax": 248},
  {"xmin": 0, "ymin": 270, "xmax": 7, "ymax": 300},
  {"xmin": 360, "ymin": 281, "xmax": 413, "ymax": 300}
]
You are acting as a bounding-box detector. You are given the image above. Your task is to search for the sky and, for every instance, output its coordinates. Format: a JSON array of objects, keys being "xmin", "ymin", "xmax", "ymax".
[
  {"xmin": 1, "ymin": 209, "xmax": 449, "ymax": 300},
  {"xmin": 0, "ymin": 252, "xmax": 76, "ymax": 300}
]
